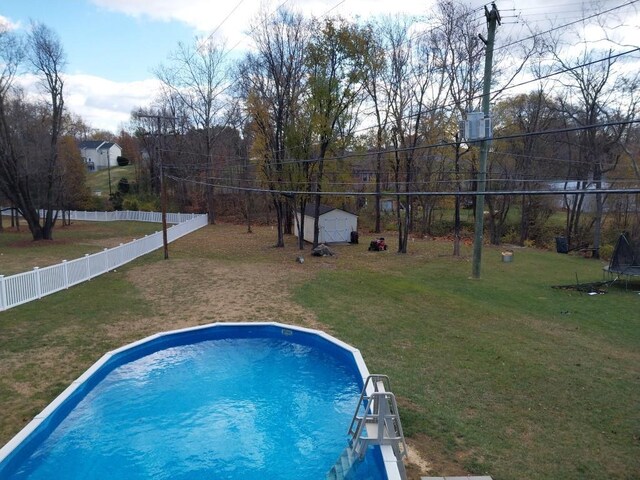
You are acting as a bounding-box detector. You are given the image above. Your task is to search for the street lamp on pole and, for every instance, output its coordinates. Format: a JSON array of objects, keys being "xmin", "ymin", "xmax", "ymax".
[
  {"xmin": 107, "ymin": 149, "xmax": 112, "ymax": 196},
  {"xmin": 100, "ymin": 148, "xmax": 113, "ymax": 196}
]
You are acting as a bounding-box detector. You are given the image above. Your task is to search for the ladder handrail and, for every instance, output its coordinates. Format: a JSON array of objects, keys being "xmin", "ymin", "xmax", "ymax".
[
  {"xmin": 348, "ymin": 377, "xmax": 408, "ymax": 462},
  {"xmin": 356, "ymin": 393, "xmax": 407, "ymax": 445},
  {"xmin": 348, "ymin": 374, "xmax": 391, "ymax": 436},
  {"xmin": 331, "ymin": 374, "xmax": 408, "ymax": 480}
]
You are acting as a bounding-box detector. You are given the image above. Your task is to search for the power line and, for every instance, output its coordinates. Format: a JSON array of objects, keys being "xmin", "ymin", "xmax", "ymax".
[
  {"xmin": 145, "ymin": 1, "xmax": 639, "ymax": 172},
  {"xmin": 495, "ymin": 0, "xmax": 639, "ymax": 51},
  {"xmin": 154, "ymin": 118, "xmax": 640, "ymax": 172},
  {"xmin": 166, "ymin": 173, "xmax": 640, "ymax": 198}
]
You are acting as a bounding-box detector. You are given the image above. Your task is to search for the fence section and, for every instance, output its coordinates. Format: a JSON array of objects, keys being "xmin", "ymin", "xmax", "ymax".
[
  {"xmin": 59, "ymin": 210, "xmax": 198, "ymax": 224},
  {"xmin": 0, "ymin": 212, "xmax": 208, "ymax": 311}
]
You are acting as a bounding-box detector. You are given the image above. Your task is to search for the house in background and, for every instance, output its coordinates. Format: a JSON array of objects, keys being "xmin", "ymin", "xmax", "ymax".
[
  {"xmin": 78, "ymin": 141, "xmax": 121, "ymax": 171},
  {"xmin": 295, "ymin": 205, "xmax": 358, "ymax": 244}
]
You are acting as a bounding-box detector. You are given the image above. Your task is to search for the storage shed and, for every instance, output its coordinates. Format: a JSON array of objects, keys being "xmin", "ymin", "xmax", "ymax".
[{"xmin": 296, "ymin": 205, "xmax": 358, "ymax": 244}]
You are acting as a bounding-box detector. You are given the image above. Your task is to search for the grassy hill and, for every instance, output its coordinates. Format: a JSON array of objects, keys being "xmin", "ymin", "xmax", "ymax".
[{"xmin": 86, "ymin": 165, "xmax": 134, "ymax": 196}]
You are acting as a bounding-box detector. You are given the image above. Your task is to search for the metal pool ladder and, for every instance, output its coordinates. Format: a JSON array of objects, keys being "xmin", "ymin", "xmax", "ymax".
[{"xmin": 327, "ymin": 375, "xmax": 408, "ymax": 480}]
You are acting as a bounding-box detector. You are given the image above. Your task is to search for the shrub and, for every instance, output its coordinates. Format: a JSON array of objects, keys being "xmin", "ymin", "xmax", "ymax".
[
  {"xmin": 117, "ymin": 177, "xmax": 130, "ymax": 194},
  {"xmin": 116, "ymin": 156, "xmax": 129, "ymax": 166},
  {"xmin": 122, "ymin": 197, "xmax": 139, "ymax": 211},
  {"xmin": 599, "ymin": 243, "xmax": 614, "ymax": 261},
  {"xmin": 81, "ymin": 195, "xmax": 107, "ymax": 211}
]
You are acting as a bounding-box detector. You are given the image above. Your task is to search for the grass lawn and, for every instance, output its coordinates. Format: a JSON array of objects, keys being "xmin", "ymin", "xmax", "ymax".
[
  {"xmin": 87, "ymin": 165, "xmax": 134, "ymax": 196},
  {"xmin": 0, "ymin": 219, "xmax": 162, "ymax": 276},
  {"xmin": 0, "ymin": 223, "xmax": 638, "ymax": 480}
]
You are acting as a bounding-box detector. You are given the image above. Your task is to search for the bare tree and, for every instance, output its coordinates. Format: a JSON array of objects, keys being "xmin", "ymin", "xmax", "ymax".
[
  {"xmin": 358, "ymin": 22, "xmax": 391, "ymax": 234},
  {"xmin": 379, "ymin": 15, "xmax": 447, "ymax": 253},
  {"xmin": 544, "ymin": 18, "xmax": 639, "ymax": 255},
  {"xmin": 156, "ymin": 37, "xmax": 232, "ymax": 224},
  {"xmin": 0, "ymin": 22, "xmax": 66, "ymax": 240},
  {"xmin": 433, "ymin": 0, "xmax": 485, "ymax": 255},
  {"xmin": 238, "ymin": 8, "xmax": 309, "ymax": 247}
]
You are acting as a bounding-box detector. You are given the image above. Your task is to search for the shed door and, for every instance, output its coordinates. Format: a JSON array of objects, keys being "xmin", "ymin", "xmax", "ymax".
[{"xmin": 322, "ymin": 217, "xmax": 350, "ymax": 242}]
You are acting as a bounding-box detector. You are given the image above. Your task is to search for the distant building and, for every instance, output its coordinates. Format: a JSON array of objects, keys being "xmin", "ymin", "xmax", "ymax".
[
  {"xmin": 548, "ymin": 180, "xmax": 610, "ymax": 212},
  {"xmin": 78, "ymin": 141, "xmax": 121, "ymax": 171}
]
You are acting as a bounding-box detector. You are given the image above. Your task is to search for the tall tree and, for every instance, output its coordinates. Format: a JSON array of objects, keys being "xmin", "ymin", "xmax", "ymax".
[
  {"xmin": 58, "ymin": 135, "xmax": 89, "ymax": 223},
  {"xmin": 306, "ymin": 17, "xmax": 365, "ymax": 248},
  {"xmin": 433, "ymin": 0, "xmax": 484, "ymax": 255},
  {"xmin": 156, "ymin": 37, "xmax": 231, "ymax": 224},
  {"xmin": 238, "ymin": 8, "xmax": 308, "ymax": 247},
  {"xmin": 492, "ymin": 91, "xmax": 561, "ymax": 245},
  {"xmin": 0, "ymin": 22, "xmax": 66, "ymax": 240},
  {"xmin": 381, "ymin": 15, "xmax": 445, "ymax": 253},
  {"xmin": 359, "ymin": 22, "xmax": 390, "ymax": 234}
]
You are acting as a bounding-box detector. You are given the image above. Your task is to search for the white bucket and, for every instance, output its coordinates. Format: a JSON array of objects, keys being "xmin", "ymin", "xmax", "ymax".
[{"xmin": 501, "ymin": 250, "xmax": 514, "ymax": 263}]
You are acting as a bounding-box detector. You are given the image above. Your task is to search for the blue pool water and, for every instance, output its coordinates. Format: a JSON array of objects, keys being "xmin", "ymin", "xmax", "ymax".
[{"xmin": 0, "ymin": 325, "xmax": 388, "ymax": 479}]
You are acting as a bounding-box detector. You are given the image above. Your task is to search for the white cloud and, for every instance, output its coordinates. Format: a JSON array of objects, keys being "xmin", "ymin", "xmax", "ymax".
[
  {"xmin": 90, "ymin": 0, "xmax": 436, "ymax": 52},
  {"xmin": 0, "ymin": 14, "xmax": 21, "ymax": 32},
  {"xmin": 66, "ymin": 75, "xmax": 162, "ymax": 132},
  {"xmin": 91, "ymin": 0, "xmax": 244, "ymax": 31},
  {"xmin": 16, "ymin": 73, "xmax": 162, "ymax": 133},
  {"xmin": 91, "ymin": 0, "xmax": 434, "ymax": 30}
]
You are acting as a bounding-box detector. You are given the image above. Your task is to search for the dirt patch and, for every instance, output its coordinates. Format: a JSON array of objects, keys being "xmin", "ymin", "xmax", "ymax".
[
  {"xmin": 126, "ymin": 257, "xmax": 324, "ymax": 332},
  {"xmin": 405, "ymin": 433, "xmax": 471, "ymax": 479}
]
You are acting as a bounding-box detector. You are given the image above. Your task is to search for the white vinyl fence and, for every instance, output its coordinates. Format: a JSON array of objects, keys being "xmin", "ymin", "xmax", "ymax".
[{"xmin": 0, "ymin": 210, "xmax": 208, "ymax": 311}]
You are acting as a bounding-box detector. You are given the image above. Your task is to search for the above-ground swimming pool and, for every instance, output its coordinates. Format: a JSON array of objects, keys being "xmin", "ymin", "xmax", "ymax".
[{"xmin": 0, "ymin": 323, "xmax": 400, "ymax": 479}]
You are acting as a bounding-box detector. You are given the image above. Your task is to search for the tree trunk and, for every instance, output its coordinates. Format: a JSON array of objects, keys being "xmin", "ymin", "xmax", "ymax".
[
  {"xmin": 271, "ymin": 195, "xmax": 285, "ymax": 247},
  {"xmin": 375, "ymin": 152, "xmax": 382, "ymax": 234},
  {"xmin": 245, "ymin": 190, "xmax": 253, "ymax": 234},
  {"xmin": 453, "ymin": 143, "xmax": 462, "ymax": 257},
  {"xmin": 297, "ymin": 198, "xmax": 307, "ymax": 250},
  {"xmin": 592, "ymin": 163, "xmax": 603, "ymax": 259},
  {"xmin": 207, "ymin": 184, "xmax": 216, "ymax": 225},
  {"xmin": 284, "ymin": 201, "xmax": 293, "ymax": 235},
  {"xmin": 312, "ymin": 158, "xmax": 325, "ymax": 249},
  {"xmin": 519, "ymin": 193, "xmax": 529, "ymax": 246}
]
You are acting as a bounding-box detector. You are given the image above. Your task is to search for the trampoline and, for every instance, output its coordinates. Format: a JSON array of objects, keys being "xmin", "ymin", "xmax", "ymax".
[{"xmin": 604, "ymin": 232, "xmax": 640, "ymax": 286}]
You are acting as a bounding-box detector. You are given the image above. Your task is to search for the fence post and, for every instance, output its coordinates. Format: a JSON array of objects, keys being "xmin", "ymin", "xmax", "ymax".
[
  {"xmin": 34, "ymin": 267, "xmax": 42, "ymax": 299},
  {"xmin": 85, "ymin": 254, "xmax": 91, "ymax": 280},
  {"xmin": 104, "ymin": 248, "xmax": 109, "ymax": 273},
  {"xmin": 0, "ymin": 275, "xmax": 6, "ymax": 311},
  {"xmin": 63, "ymin": 260, "xmax": 69, "ymax": 289}
]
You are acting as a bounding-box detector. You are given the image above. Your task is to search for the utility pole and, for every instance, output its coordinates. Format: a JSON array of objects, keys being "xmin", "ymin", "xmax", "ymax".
[
  {"xmin": 472, "ymin": 3, "xmax": 500, "ymax": 279},
  {"xmin": 135, "ymin": 112, "xmax": 176, "ymax": 260}
]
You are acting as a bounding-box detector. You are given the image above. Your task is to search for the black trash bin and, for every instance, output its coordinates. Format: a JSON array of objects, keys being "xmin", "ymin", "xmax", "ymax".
[
  {"xmin": 555, "ymin": 236, "xmax": 568, "ymax": 254},
  {"xmin": 350, "ymin": 231, "xmax": 359, "ymax": 244}
]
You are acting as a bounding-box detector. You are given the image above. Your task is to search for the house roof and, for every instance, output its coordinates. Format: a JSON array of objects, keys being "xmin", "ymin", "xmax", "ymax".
[
  {"xmin": 303, "ymin": 204, "xmax": 357, "ymax": 217},
  {"xmin": 78, "ymin": 140, "xmax": 119, "ymax": 151}
]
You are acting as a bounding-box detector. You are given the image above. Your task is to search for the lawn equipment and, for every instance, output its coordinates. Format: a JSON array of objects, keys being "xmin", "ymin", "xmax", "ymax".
[{"xmin": 368, "ymin": 237, "xmax": 387, "ymax": 251}]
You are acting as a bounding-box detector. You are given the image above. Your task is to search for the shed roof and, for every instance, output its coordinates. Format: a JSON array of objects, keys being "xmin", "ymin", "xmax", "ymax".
[{"xmin": 303, "ymin": 204, "xmax": 357, "ymax": 217}]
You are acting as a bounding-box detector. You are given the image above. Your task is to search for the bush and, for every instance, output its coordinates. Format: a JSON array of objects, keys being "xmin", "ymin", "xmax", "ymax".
[
  {"xmin": 80, "ymin": 195, "xmax": 107, "ymax": 211},
  {"xmin": 117, "ymin": 177, "xmax": 130, "ymax": 194},
  {"xmin": 109, "ymin": 192, "xmax": 124, "ymax": 211},
  {"xmin": 116, "ymin": 156, "xmax": 129, "ymax": 167},
  {"xmin": 599, "ymin": 243, "xmax": 614, "ymax": 261},
  {"xmin": 122, "ymin": 197, "xmax": 139, "ymax": 211}
]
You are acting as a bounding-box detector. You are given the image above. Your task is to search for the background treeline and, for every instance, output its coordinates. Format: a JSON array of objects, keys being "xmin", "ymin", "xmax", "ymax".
[{"xmin": 1, "ymin": 1, "xmax": 638, "ymax": 257}]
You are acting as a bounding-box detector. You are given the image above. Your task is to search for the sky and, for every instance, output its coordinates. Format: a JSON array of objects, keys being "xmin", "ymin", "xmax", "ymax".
[{"xmin": 1, "ymin": 0, "xmax": 638, "ymax": 133}]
